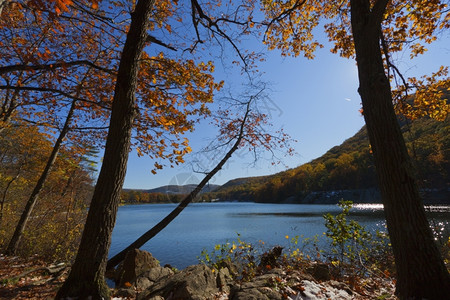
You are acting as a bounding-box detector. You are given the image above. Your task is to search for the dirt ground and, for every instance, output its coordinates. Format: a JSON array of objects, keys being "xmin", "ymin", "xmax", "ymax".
[{"xmin": 0, "ymin": 254, "xmax": 67, "ymax": 299}]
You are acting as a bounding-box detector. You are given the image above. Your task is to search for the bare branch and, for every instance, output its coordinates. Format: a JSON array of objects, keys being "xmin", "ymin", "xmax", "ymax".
[
  {"xmin": 146, "ymin": 34, "xmax": 177, "ymax": 51},
  {"xmin": 70, "ymin": 126, "xmax": 109, "ymax": 131},
  {"xmin": 0, "ymin": 85, "xmax": 111, "ymax": 110},
  {"xmin": 189, "ymin": 0, "xmax": 249, "ymax": 69},
  {"xmin": 262, "ymin": 0, "xmax": 307, "ymax": 42},
  {"xmin": 0, "ymin": 60, "xmax": 117, "ymax": 76},
  {"xmin": 380, "ymin": 33, "xmax": 409, "ymax": 94}
]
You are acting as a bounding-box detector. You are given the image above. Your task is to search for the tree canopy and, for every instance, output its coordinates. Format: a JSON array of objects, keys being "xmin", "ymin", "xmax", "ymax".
[{"xmin": 1, "ymin": 0, "xmax": 449, "ymax": 298}]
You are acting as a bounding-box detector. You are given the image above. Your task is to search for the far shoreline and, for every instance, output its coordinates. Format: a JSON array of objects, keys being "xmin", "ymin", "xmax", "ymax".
[{"xmin": 121, "ymin": 187, "xmax": 450, "ymax": 206}]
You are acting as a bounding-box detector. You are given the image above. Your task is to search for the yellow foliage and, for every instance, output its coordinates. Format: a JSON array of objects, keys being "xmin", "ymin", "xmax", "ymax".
[
  {"xmin": 133, "ymin": 52, "xmax": 221, "ymax": 172},
  {"xmin": 0, "ymin": 125, "xmax": 93, "ymax": 262},
  {"xmin": 394, "ymin": 67, "xmax": 450, "ymax": 121}
]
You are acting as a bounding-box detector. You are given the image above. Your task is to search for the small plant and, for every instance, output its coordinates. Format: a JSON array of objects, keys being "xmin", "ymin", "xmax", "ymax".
[
  {"xmin": 284, "ymin": 235, "xmax": 302, "ymax": 261},
  {"xmin": 198, "ymin": 233, "xmax": 261, "ymax": 281},
  {"xmin": 282, "ymin": 234, "xmax": 321, "ymax": 265},
  {"xmin": 323, "ymin": 199, "xmax": 392, "ymax": 280}
]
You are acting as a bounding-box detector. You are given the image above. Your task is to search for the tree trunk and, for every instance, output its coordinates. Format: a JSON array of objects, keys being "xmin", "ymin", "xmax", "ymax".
[
  {"xmin": 56, "ymin": 0, "xmax": 155, "ymax": 298},
  {"xmin": 0, "ymin": 165, "xmax": 21, "ymax": 224},
  {"xmin": 0, "ymin": 0, "xmax": 8, "ymax": 18},
  {"xmin": 350, "ymin": 1, "xmax": 450, "ymax": 299},
  {"xmin": 106, "ymin": 102, "xmax": 252, "ymax": 272},
  {"xmin": 0, "ymin": 79, "xmax": 20, "ymax": 134},
  {"xmin": 5, "ymin": 99, "xmax": 77, "ymax": 255}
]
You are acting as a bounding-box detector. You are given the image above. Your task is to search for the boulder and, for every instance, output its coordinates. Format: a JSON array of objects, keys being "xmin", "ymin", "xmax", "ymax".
[
  {"xmin": 328, "ymin": 280, "xmax": 353, "ymax": 296},
  {"xmin": 137, "ymin": 264, "xmax": 219, "ymax": 300},
  {"xmin": 230, "ymin": 272, "xmax": 283, "ymax": 300},
  {"xmin": 216, "ymin": 267, "xmax": 233, "ymax": 293},
  {"xmin": 115, "ymin": 249, "xmax": 161, "ymax": 288},
  {"xmin": 136, "ymin": 266, "xmax": 174, "ymax": 290},
  {"xmin": 296, "ymin": 280, "xmax": 354, "ymax": 300},
  {"xmin": 115, "ymin": 288, "xmax": 136, "ymax": 298}
]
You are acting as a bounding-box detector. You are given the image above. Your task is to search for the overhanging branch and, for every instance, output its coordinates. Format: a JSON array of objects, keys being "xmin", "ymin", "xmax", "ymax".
[
  {"xmin": 0, "ymin": 60, "xmax": 116, "ymax": 76},
  {"xmin": 0, "ymin": 85, "xmax": 111, "ymax": 110}
]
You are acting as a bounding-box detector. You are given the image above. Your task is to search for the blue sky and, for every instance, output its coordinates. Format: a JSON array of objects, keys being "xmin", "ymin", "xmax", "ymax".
[{"xmin": 123, "ymin": 31, "xmax": 449, "ymax": 190}]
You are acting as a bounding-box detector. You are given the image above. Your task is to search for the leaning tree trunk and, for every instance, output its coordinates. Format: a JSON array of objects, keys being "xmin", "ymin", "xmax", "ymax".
[
  {"xmin": 6, "ymin": 99, "xmax": 77, "ymax": 255},
  {"xmin": 350, "ymin": 0, "xmax": 450, "ymax": 299},
  {"xmin": 106, "ymin": 102, "xmax": 252, "ymax": 272},
  {"xmin": 56, "ymin": 0, "xmax": 155, "ymax": 298}
]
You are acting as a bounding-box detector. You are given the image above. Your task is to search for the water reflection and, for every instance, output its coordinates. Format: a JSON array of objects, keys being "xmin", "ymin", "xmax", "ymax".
[
  {"xmin": 353, "ymin": 204, "xmax": 450, "ymax": 244},
  {"xmin": 353, "ymin": 203, "xmax": 384, "ymax": 211}
]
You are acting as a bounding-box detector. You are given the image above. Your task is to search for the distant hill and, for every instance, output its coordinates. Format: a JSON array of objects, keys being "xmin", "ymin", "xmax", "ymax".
[
  {"xmin": 208, "ymin": 115, "xmax": 450, "ymax": 204},
  {"xmin": 142, "ymin": 184, "xmax": 220, "ymax": 194},
  {"xmin": 122, "ymin": 184, "xmax": 220, "ymax": 204}
]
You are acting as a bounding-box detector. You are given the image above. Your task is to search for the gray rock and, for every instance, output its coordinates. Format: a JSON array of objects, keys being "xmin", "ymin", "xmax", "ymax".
[
  {"xmin": 295, "ymin": 280, "xmax": 353, "ymax": 300},
  {"xmin": 216, "ymin": 267, "xmax": 233, "ymax": 293},
  {"xmin": 328, "ymin": 280, "xmax": 353, "ymax": 295},
  {"xmin": 134, "ymin": 266, "xmax": 174, "ymax": 291},
  {"xmin": 137, "ymin": 264, "xmax": 219, "ymax": 300},
  {"xmin": 266, "ymin": 268, "xmax": 285, "ymax": 276},
  {"xmin": 115, "ymin": 288, "xmax": 136, "ymax": 298},
  {"xmin": 231, "ymin": 273, "xmax": 282, "ymax": 300},
  {"xmin": 116, "ymin": 249, "xmax": 161, "ymax": 288},
  {"xmin": 135, "ymin": 276, "xmax": 152, "ymax": 291},
  {"xmin": 287, "ymin": 270, "xmax": 315, "ymax": 282},
  {"xmin": 215, "ymin": 259, "xmax": 239, "ymax": 277}
]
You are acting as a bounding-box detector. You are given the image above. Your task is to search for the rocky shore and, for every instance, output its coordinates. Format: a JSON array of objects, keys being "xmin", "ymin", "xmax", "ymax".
[
  {"xmin": 108, "ymin": 249, "xmax": 396, "ymax": 300},
  {"xmin": 0, "ymin": 249, "xmax": 397, "ymax": 299}
]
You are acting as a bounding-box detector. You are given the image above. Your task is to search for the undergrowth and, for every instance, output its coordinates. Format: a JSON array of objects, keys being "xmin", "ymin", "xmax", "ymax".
[{"xmin": 198, "ymin": 200, "xmax": 396, "ymax": 290}]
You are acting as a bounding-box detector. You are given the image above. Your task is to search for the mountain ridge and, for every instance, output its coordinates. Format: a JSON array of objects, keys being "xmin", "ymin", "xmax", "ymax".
[
  {"xmin": 122, "ymin": 115, "xmax": 449, "ymax": 205},
  {"xmin": 124, "ymin": 183, "xmax": 220, "ymax": 195},
  {"xmin": 206, "ymin": 115, "xmax": 449, "ymax": 204}
]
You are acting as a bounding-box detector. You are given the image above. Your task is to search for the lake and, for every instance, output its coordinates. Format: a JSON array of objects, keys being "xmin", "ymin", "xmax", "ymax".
[{"xmin": 109, "ymin": 202, "xmax": 450, "ymax": 269}]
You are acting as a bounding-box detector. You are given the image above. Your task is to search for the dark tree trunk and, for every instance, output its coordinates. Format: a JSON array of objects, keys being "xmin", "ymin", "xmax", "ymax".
[
  {"xmin": 350, "ymin": 0, "xmax": 450, "ymax": 299},
  {"xmin": 6, "ymin": 99, "xmax": 77, "ymax": 255},
  {"xmin": 56, "ymin": 0, "xmax": 155, "ymax": 298},
  {"xmin": 106, "ymin": 102, "xmax": 252, "ymax": 272}
]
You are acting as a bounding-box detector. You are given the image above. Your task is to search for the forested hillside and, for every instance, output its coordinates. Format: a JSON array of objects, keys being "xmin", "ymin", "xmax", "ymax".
[
  {"xmin": 208, "ymin": 115, "xmax": 450, "ymax": 204},
  {"xmin": 0, "ymin": 124, "xmax": 95, "ymax": 260}
]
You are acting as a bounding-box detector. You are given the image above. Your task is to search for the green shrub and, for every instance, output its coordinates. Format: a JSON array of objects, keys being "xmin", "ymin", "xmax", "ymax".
[{"xmin": 323, "ymin": 199, "xmax": 393, "ymax": 279}]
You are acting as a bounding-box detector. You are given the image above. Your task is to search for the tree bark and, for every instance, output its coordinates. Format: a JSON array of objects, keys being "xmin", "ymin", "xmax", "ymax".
[
  {"xmin": 106, "ymin": 101, "xmax": 252, "ymax": 272},
  {"xmin": 6, "ymin": 99, "xmax": 77, "ymax": 255},
  {"xmin": 350, "ymin": 0, "xmax": 450, "ymax": 299},
  {"xmin": 56, "ymin": 0, "xmax": 155, "ymax": 298},
  {"xmin": 0, "ymin": 0, "xmax": 7, "ymax": 16}
]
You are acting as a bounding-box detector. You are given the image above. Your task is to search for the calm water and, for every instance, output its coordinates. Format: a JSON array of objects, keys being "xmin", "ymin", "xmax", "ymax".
[{"xmin": 109, "ymin": 202, "xmax": 450, "ymax": 269}]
